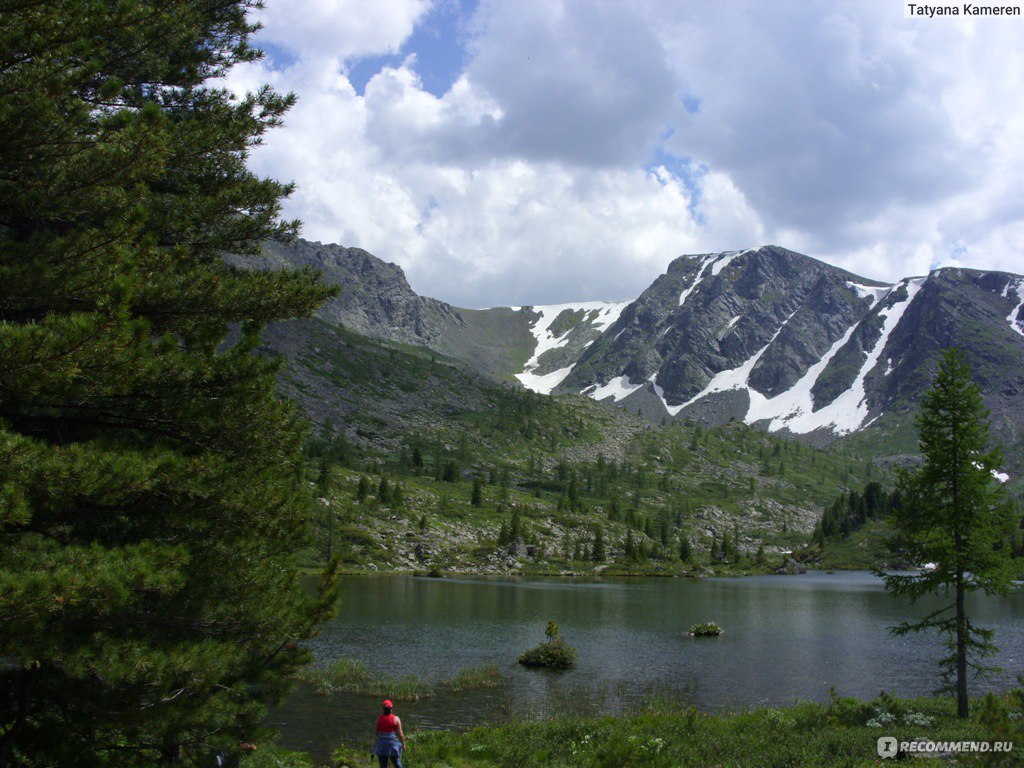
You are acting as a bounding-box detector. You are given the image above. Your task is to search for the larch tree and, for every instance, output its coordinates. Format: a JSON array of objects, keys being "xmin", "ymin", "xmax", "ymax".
[
  {"xmin": 0, "ymin": 2, "xmax": 339, "ymax": 765},
  {"xmin": 883, "ymin": 348, "xmax": 1018, "ymax": 718}
]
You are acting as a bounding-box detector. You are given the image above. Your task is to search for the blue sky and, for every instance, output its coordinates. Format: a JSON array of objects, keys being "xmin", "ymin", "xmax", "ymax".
[
  {"xmin": 348, "ymin": 0, "xmax": 478, "ymax": 96},
  {"xmin": 229, "ymin": 0, "xmax": 1024, "ymax": 308}
]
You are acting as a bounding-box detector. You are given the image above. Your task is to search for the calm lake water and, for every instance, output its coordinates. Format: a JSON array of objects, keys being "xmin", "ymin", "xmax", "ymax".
[{"xmin": 271, "ymin": 571, "xmax": 1024, "ymax": 759}]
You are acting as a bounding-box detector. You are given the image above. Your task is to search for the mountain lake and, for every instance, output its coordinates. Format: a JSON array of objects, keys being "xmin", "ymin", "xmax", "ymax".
[{"xmin": 272, "ymin": 571, "xmax": 1024, "ymax": 760}]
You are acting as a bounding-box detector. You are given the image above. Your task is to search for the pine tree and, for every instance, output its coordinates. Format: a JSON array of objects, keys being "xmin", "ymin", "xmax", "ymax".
[
  {"xmin": 509, "ymin": 509, "xmax": 522, "ymax": 542},
  {"xmin": 883, "ymin": 348, "xmax": 1017, "ymax": 719},
  {"xmin": 679, "ymin": 535, "xmax": 692, "ymax": 563},
  {"xmin": 356, "ymin": 476, "xmax": 371, "ymax": 502},
  {"xmin": 471, "ymin": 477, "xmax": 484, "ymax": 507},
  {"xmin": 315, "ymin": 456, "xmax": 334, "ymax": 562},
  {"xmin": 592, "ymin": 526, "xmax": 606, "ymax": 561},
  {"xmin": 0, "ymin": 3, "xmax": 339, "ymax": 765},
  {"xmin": 607, "ymin": 496, "xmax": 620, "ymax": 521}
]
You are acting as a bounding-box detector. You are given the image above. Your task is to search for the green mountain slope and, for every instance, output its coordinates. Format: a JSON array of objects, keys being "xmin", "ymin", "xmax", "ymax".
[{"xmin": 261, "ymin": 318, "xmax": 888, "ymax": 574}]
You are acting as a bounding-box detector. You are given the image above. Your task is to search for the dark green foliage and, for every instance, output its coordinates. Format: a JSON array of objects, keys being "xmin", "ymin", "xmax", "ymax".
[
  {"xmin": 378, "ymin": 476, "xmax": 392, "ymax": 504},
  {"xmin": 883, "ymin": 349, "xmax": 1018, "ymax": 718},
  {"xmin": 624, "ymin": 528, "xmax": 637, "ymax": 561},
  {"xmin": 710, "ymin": 536, "xmax": 721, "ymax": 563},
  {"xmin": 820, "ymin": 481, "xmax": 901, "ymax": 540},
  {"xmin": 471, "ymin": 477, "xmax": 484, "ymax": 507},
  {"xmin": 441, "ymin": 461, "xmax": 460, "ymax": 483},
  {"xmin": 518, "ymin": 621, "xmax": 577, "ymax": 669},
  {"xmin": 592, "ymin": 526, "xmax": 606, "ymax": 561},
  {"xmin": 679, "ymin": 535, "xmax": 692, "ymax": 562},
  {"xmin": 0, "ymin": 3, "xmax": 339, "ymax": 765},
  {"xmin": 356, "ymin": 476, "xmax": 371, "ymax": 502},
  {"xmin": 410, "ymin": 446, "xmax": 424, "ymax": 470},
  {"xmin": 689, "ymin": 622, "xmax": 724, "ymax": 637},
  {"xmin": 497, "ymin": 509, "xmax": 523, "ymax": 546}
]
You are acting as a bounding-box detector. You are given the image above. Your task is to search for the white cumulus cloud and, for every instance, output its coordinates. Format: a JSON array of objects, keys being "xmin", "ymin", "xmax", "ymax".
[{"xmin": 227, "ymin": 0, "xmax": 1024, "ymax": 307}]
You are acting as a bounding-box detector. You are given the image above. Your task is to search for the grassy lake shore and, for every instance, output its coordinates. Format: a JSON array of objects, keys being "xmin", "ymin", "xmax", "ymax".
[{"xmin": 251, "ymin": 690, "xmax": 1023, "ymax": 768}]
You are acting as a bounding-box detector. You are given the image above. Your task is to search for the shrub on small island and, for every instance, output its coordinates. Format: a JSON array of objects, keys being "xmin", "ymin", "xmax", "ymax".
[
  {"xmin": 519, "ymin": 620, "xmax": 577, "ymax": 669},
  {"xmin": 689, "ymin": 621, "xmax": 724, "ymax": 637}
]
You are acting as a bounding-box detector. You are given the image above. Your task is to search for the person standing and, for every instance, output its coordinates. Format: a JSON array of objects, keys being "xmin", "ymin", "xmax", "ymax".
[{"xmin": 372, "ymin": 699, "xmax": 405, "ymax": 768}]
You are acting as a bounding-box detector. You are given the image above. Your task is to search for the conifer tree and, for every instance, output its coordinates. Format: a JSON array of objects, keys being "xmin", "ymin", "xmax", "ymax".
[
  {"xmin": 0, "ymin": 3, "xmax": 338, "ymax": 765},
  {"xmin": 509, "ymin": 509, "xmax": 522, "ymax": 541},
  {"xmin": 883, "ymin": 349, "xmax": 1017, "ymax": 718},
  {"xmin": 721, "ymin": 531, "xmax": 733, "ymax": 563},
  {"xmin": 356, "ymin": 476, "xmax": 372, "ymax": 502},
  {"xmin": 592, "ymin": 526, "xmax": 606, "ymax": 562},
  {"xmin": 679, "ymin": 535, "xmax": 692, "ymax": 563}
]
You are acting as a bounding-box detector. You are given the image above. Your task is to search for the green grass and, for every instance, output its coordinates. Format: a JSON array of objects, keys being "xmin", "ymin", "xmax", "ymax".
[
  {"xmin": 318, "ymin": 691, "xmax": 1024, "ymax": 768},
  {"xmin": 443, "ymin": 664, "xmax": 504, "ymax": 692},
  {"xmin": 298, "ymin": 659, "xmax": 505, "ymax": 700}
]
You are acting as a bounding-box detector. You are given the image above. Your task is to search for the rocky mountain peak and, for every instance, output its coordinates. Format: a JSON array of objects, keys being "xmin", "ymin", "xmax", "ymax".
[{"xmin": 252, "ymin": 237, "xmax": 1023, "ymax": 476}]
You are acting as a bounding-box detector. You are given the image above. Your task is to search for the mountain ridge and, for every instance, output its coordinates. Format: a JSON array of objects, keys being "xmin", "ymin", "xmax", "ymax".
[{"xmin": 252, "ymin": 237, "xmax": 1024, "ymax": 482}]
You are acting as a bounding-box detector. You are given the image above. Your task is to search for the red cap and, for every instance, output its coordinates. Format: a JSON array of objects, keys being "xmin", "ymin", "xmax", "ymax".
[{"xmin": 382, "ymin": 699, "xmax": 393, "ymax": 708}]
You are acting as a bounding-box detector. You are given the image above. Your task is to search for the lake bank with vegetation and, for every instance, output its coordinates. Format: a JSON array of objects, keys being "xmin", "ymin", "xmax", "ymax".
[
  {"xmin": 269, "ymin": 572, "xmax": 1024, "ymax": 761},
  {"xmin": 254, "ymin": 689, "xmax": 1023, "ymax": 767}
]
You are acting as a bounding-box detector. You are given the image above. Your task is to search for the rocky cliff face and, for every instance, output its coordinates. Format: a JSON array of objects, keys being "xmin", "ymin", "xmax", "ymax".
[
  {"xmin": 558, "ymin": 247, "xmax": 1024, "ymax": 453},
  {"xmin": 242, "ymin": 238, "xmax": 538, "ymax": 380},
  {"xmin": 250, "ymin": 238, "xmax": 462, "ymax": 347},
  {"xmin": 247, "ymin": 238, "xmax": 1024, "ymax": 476}
]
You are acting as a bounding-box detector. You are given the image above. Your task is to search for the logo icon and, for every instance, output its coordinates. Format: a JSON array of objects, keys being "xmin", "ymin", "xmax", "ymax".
[{"xmin": 877, "ymin": 736, "xmax": 898, "ymax": 759}]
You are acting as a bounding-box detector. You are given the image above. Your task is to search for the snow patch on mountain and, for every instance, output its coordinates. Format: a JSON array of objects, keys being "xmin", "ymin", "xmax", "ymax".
[
  {"xmin": 847, "ymin": 281, "xmax": 892, "ymax": 303},
  {"xmin": 645, "ymin": 277, "xmax": 925, "ymax": 435},
  {"xmin": 518, "ymin": 365, "xmax": 575, "ymax": 394},
  {"xmin": 584, "ymin": 375, "xmax": 644, "ymax": 402},
  {"xmin": 677, "ymin": 250, "xmax": 744, "ymax": 307},
  {"xmin": 1002, "ymin": 278, "xmax": 1024, "ymax": 337},
  {"xmin": 517, "ymin": 300, "xmax": 633, "ymax": 394},
  {"xmin": 657, "ymin": 309, "xmax": 799, "ymax": 417},
  {"xmin": 768, "ymin": 276, "xmax": 926, "ymax": 435},
  {"xmin": 677, "ymin": 254, "xmax": 716, "ymax": 307}
]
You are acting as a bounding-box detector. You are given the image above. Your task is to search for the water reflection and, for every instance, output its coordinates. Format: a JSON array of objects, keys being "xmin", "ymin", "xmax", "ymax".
[{"xmin": 273, "ymin": 571, "xmax": 1023, "ymax": 761}]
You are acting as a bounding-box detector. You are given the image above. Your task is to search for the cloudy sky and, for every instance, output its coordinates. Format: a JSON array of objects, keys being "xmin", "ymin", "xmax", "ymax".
[{"xmin": 227, "ymin": 0, "xmax": 1024, "ymax": 308}]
